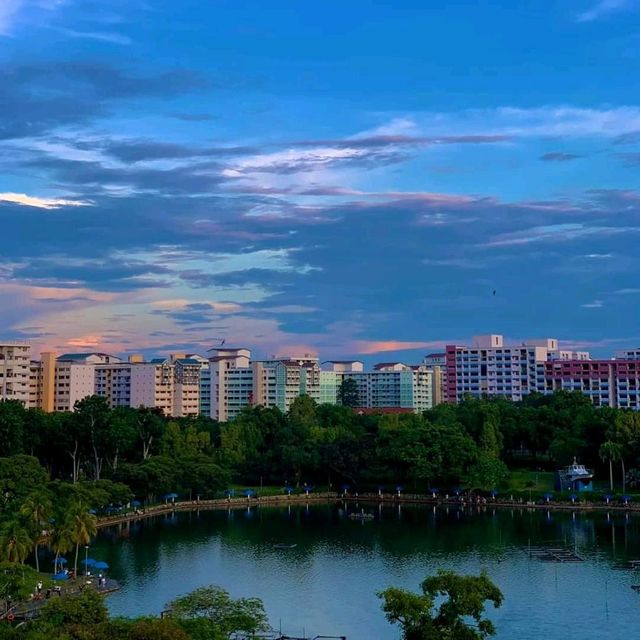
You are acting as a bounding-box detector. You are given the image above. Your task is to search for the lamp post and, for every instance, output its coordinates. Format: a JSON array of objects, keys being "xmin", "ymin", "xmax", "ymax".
[{"xmin": 84, "ymin": 545, "xmax": 89, "ymax": 576}]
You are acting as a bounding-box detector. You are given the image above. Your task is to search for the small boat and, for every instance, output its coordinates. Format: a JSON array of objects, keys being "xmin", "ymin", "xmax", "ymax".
[
  {"xmin": 555, "ymin": 458, "xmax": 594, "ymax": 492},
  {"xmin": 272, "ymin": 543, "xmax": 297, "ymax": 550},
  {"xmin": 349, "ymin": 510, "xmax": 374, "ymax": 521}
]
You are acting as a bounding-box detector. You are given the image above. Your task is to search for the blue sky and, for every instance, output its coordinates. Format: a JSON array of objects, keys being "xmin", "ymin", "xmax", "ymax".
[{"xmin": 2, "ymin": 0, "xmax": 640, "ymax": 361}]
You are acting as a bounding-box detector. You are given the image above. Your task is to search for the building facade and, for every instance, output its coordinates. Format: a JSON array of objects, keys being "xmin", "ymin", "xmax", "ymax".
[
  {"xmin": 444, "ymin": 335, "xmax": 585, "ymax": 404},
  {"xmin": 0, "ymin": 342, "xmax": 31, "ymax": 405}
]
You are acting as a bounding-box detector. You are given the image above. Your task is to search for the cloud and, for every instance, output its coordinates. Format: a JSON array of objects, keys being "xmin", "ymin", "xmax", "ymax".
[
  {"xmin": 0, "ymin": 61, "xmax": 206, "ymax": 139},
  {"xmin": 168, "ymin": 112, "xmax": 216, "ymax": 122},
  {"xmin": 581, "ymin": 300, "xmax": 604, "ymax": 308},
  {"xmin": 221, "ymin": 146, "xmax": 406, "ymax": 176},
  {"xmin": 612, "ymin": 131, "xmax": 640, "ymax": 145},
  {"xmin": 0, "ymin": 192, "xmax": 91, "ymax": 209},
  {"xmin": 55, "ymin": 28, "xmax": 132, "ymax": 45},
  {"xmin": 617, "ymin": 152, "xmax": 640, "ymax": 166},
  {"xmin": 613, "ymin": 287, "xmax": 640, "ymax": 294},
  {"xmin": 66, "ymin": 334, "xmax": 103, "ymax": 348},
  {"xmin": 100, "ymin": 139, "xmax": 256, "ymax": 163},
  {"xmin": 540, "ymin": 152, "xmax": 582, "ymax": 162},
  {"xmin": 0, "ymin": 0, "xmax": 22, "ymax": 35},
  {"xmin": 577, "ymin": 0, "xmax": 635, "ymax": 22},
  {"xmin": 482, "ymin": 223, "xmax": 640, "ymax": 247},
  {"xmin": 353, "ymin": 340, "xmax": 449, "ymax": 354},
  {"xmin": 412, "ymin": 106, "xmax": 640, "ymax": 140}
]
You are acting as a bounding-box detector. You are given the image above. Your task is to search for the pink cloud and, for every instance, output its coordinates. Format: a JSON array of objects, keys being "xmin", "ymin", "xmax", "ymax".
[{"xmin": 352, "ymin": 339, "xmax": 449, "ymax": 354}]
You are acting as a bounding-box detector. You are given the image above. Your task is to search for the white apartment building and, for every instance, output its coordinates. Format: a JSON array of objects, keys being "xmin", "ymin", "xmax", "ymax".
[
  {"xmin": 444, "ymin": 335, "xmax": 591, "ymax": 403},
  {"xmin": 0, "ymin": 342, "xmax": 31, "ymax": 405},
  {"xmin": 324, "ymin": 362, "xmax": 439, "ymax": 412}
]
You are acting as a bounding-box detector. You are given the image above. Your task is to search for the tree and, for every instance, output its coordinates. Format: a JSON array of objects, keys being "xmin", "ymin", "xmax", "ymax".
[
  {"xmin": 0, "ymin": 400, "xmax": 26, "ymax": 457},
  {"xmin": 168, "ymin": 585, "xmax": 269, "ymax": 638},
  {"xmin": 49, "ymin": 520, "xmax": 74, "ymax": 575},
  {"xmin": 19, "ymin": 488, "xmax": 53, "ymax": 572},
  {"xmin": 135, "ymin": 408, "xmax": 165, "ymax": 460},
  {"xmin": 611, "ymin": 411, "xmax": 640, "ymax": 493},
  {"xmin": 107, "ymin": 406, "xmax": 138, "ymax": 472},
  {"xmin": 0, "ymin": 519, "xmax": 33, "ymax": 565},
  {"xmin": 66, "ymin": 501, "xmax": 98, "ymax": 575},
  {"xmin": 379, "ymin": 570, "xmax": 503, "ymax": 640},
  {"xmin": 0, "ymin": 455, "xmax": 49, "ymax": 505},
  {"xmin": 288, "ymin": 394, "xmax": 318, "ymax": 430},
  {"xmin": 600, "ymin": 441, "xmax": 622, "ymax": 492},
  {"xmin": 337, "ymin": 377, "xmax": 360, "ymax": 407},
  {"xmin": 37, "ymin": 588, "xmax": 108, "ymax": 627},
  {"xmin": 74, "ymin": 396, "xmax": 111, "ymax": 481}
]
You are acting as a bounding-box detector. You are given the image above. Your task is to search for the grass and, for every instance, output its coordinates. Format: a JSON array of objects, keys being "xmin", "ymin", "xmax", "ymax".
[{"xmin": 505, "ymin": 470, "xmax": 555, "ymax": 492}]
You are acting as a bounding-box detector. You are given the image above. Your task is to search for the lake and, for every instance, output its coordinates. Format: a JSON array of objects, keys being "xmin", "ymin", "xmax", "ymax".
[{"xmin": 93, "ymin": 502, "xmax": 640, "ymax": 639}]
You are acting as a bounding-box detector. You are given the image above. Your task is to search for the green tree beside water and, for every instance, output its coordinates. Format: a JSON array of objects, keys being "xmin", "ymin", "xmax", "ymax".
[{"xmin": 379, "ymin": 570, "xmax": 503, "ymax": 640}]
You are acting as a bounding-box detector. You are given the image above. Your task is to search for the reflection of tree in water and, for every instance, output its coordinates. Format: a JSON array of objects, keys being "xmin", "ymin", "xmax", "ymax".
[{"xmin": 95, "ymin": 505, "xmax": 640, "ymax": 588}]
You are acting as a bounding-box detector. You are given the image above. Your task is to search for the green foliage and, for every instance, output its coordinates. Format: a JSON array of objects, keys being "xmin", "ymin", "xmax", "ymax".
[
  {"xmin": 0, "ymin": 456, "xmax": 49, "ymax": 506},
  {"xmin": 0, "ymin": 401, "xmax": 27, "ymax": 457},
  {"xmin": 0, "ymin": 390, "xmax": 638, "ymax": 518},
  {"xmin": 379, "ymin": 569, "xmax": 503, "ymax": 640},
  {"xmin": 167, "ymin": 585, "xmax": 270, "ymax": 637},
  {"xmin": 337, "ymin": 377, "xmax": 360, "ymax": 407},
  {"xmin": 0, "ymin": 520, "xmax": 33, "ymax": 564},
  {"xmin": 0, "ymin": 562, "xmax": 49, "ymax": 600},
  {"xmin": 37, "ymin": 588, "xmax": 108, "ymax": 627}
]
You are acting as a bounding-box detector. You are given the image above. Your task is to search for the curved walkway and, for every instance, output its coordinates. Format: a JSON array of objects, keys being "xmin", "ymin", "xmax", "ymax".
[{"xmin": 96, "ymin": 490, "xmax": 640, "ymax": 530}]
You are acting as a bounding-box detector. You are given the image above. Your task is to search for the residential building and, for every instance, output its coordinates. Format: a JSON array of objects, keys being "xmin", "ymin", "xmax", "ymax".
[
  {"xmin": 0, "ymin": 342, "xmax": 31, "ymax": 405},
  {"xmin": 545, "ymin": 358, "xmax": 640, "ymax": 410},
  {"xmin": 444, "ymin": 335, "xmax": 588, "ymax": 404},
  {"xmin": 171, "ymin": 355, "xmax": 202, "ymax": 417},
  {"xmin": 208, "ymin": 348, "xmax": 253, "ymax": 422},
  {"xmin": 29, "ymin": 351, "xmax": 56, "ymax": 411}
]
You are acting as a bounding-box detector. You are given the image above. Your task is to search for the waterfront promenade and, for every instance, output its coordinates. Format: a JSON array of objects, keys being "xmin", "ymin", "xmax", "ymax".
[{"xmin": 96, "ymin": 490, "xmax": 640, "ymax": 530}]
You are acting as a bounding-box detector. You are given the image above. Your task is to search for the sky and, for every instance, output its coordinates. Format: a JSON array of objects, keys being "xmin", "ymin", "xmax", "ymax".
[{"xmin": 2, "ymin": 0, "xmax": 640, "ymax": 362}]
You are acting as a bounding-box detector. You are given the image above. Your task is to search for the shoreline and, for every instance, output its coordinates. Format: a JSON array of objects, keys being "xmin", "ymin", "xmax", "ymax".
[{"xmin": 96, "ymin": 491, "xmax": 640, "ymax": 528}]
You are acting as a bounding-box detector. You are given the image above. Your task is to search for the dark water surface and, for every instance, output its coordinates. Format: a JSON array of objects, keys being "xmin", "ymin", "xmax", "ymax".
[{"xmin": 95, "ymin": 502, "xmax": 640, "ymax": 639}]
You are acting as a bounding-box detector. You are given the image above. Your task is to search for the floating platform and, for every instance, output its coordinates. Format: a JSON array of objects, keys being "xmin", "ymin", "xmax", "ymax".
[
  {"xmin": 526, "ymin": 547, "xmax": 584, "ymax": 563},
  {"xmin": 272, "ymin": 543, "xmax": 297, "ymax": 550}
]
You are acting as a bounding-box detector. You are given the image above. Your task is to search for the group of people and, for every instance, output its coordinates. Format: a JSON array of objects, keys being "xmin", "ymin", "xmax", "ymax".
[{"xmin": 33, "ymin": 582, "xmax": 62, "ymax": 600}]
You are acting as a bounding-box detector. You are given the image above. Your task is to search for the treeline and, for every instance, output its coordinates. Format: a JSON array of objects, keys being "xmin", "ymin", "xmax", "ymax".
[
  {"xmin": 2, "ymin": 391, "xmax": 640, "ymax": 503},
  {"xmin": 0, "ymin": 585, "xmax": 269, "ymax": 640}
]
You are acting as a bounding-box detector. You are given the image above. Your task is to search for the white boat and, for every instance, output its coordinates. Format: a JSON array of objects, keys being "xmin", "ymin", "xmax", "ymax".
[{"xmin": 556, "ymin": 458, "xmax": 594, "ymax": 492}]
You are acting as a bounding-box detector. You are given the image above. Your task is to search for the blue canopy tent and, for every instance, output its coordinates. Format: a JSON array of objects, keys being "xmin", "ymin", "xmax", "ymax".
[
  {"xmin": 93, "ymin": 560, "xmax": 109, "ymax": 571},
  {"xmin": 53, "ymin": 571, "xmax": 69, "ymax": 581},
  {"xmin": 131, "ymin": 500, "xmax": 142, "ymax": 507},
  {"xmin": 163, "ymin": 493, "xmax": 179, "ymax": 503},
  {"xmin": 53, "ymin": 557, "xmax": 67, "ymax": 572},
  {"xmin": 81, "ymin": 558, "xmax": 97, "ymax": 567}
]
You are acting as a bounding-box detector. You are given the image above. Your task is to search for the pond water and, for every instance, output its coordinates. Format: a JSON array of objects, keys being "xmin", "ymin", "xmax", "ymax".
[{"xmin": 94, "ymin": 502, "xmax": 640, "ymax": 639}]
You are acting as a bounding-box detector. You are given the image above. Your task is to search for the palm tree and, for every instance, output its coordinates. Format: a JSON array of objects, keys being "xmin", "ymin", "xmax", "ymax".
[
  {"xmin": 50, "ymin": 522, "xmax": 74, "ymax": 574},
  {"xmin": 0, "ymin": 519, "xmax": 34, "ymax": 565},
  {"xmin": 600, "ymin": 441, "xmax": 623, "ymax": 492},
  {"xmin": 66, "ymin": 502, "xmax": 98, "ymax": 576},
  {"xmin": 19, "ymin": 490, "xmax": 53, "ymax": 572}
]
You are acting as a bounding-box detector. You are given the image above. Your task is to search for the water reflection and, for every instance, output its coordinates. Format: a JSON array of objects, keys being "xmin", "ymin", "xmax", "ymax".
[{"xmin": 95, "ymin": 504, "xmax": 640, "ymax": 639}]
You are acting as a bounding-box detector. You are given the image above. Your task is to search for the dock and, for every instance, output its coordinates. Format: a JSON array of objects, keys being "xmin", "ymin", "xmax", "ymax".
[
  {"xmin": 526, "ymin": 546, "xmax": 584, "ymax": 563},
  {"xmin": 1, "ymin": 578, "xmax": 120, "ymax": 622}
]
